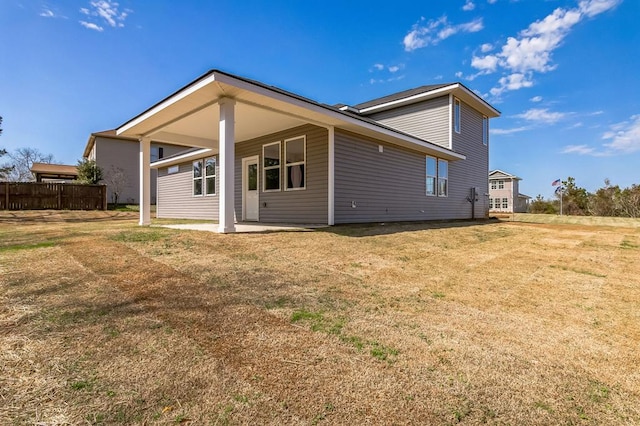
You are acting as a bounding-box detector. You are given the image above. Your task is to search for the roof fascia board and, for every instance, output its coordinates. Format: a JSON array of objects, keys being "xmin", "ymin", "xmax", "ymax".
[
  {"xmin": 117, "ymin": 72, "xmax": 218, "ymax": 136},
  {"xmin": 359, "ymin": 84, "xmax": 459, "ymax": 114},
  {"xmin": 151, "ymin": 148, "xmax": 214, "ymax": 169}
]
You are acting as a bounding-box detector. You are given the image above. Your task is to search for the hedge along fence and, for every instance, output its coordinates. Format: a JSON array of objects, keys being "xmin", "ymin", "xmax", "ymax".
[{"xmin": 0, "ymin": 182, "xmax": 107, "ymax": 211}]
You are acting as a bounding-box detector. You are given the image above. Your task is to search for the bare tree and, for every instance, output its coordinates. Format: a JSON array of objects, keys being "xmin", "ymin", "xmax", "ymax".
[
  {"xmin": 0, "ymin": 116, "xmax": 10, "ymax": 179},
  {"xmin": 2, "ymin": 147, "xmax": 56, "ymax": 182},
  {"xmin": 104, "ymin": 165, "xmax": 128, "ymax": 205}
]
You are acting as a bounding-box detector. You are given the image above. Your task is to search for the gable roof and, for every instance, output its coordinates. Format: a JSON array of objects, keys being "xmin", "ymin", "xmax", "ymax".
[
  {"xmin": 489, "ymin": 169, "xmax": 521, "ymax": 180},
  {"xmin": 116, "ymin": 69, "xmax": 473, "ymax": 162},
  {"xmin": 83, "ymin": 129, "xmax": 138, "ymax": 158},
  {"xmin": 347, "ymin": 82, "xmax": 501, "ymax": 118}
]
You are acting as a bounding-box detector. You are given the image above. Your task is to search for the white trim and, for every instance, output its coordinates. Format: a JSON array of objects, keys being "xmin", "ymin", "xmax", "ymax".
[
  {"xmin": 118, "ymin": 74, "xmax": 218, "ymax": 135},
  {"xmin": 218, "ymin": 98, "xmax": 236, "ymax": 234},
  {"xmin": 151, "ymin": 148, "xmax": 213, "ymax": 169},
  {"xmin": 327, "ymin": 126, "xmax": 335, "ymax": 225},
  {"xmin": 454, "ymin": 98, "xmax": 461, "ymax": 134},
  {"xmin": 426, "ymin": 155, "xmax": 437, "ymax": 196},
  {"xmin": 262, "ymin": 141, "xmax": 281, "ymax": 192},
  {"xmin": 242, "ymin": 155, "xmax": 260, "ymax": 222},
  {"xmin": 359, "ymin": 84, "xmax": 460, "ymax": 114},
  {"xmin": 204, "ymin": 156, "xmax": 216, "ymax": 196},
  {"xmin": 482, "ymin": 116, "xmax": 488, "ymax": 146},
  {"xmin": 438, "ymin": 159, "xmax": 449, "ymax": 197},
  {"xmin": 284, "ymin": 135, "xmax": 306, "ymax": 191},
  {"xmin": 139, "ymin": 136, "xmax": 151, "ymax": 226},
  {"xmin": 448, "ymin": 94, "xmax": 453, "ymax": 149}
]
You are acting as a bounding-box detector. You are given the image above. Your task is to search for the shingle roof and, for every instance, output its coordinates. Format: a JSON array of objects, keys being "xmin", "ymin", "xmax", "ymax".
[{"xmin": 353, "ymin": 84, "xmax": 453, "ymax": 110}]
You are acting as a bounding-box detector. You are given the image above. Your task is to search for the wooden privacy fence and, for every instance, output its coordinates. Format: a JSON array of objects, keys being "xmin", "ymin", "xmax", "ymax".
[{"xmin": 0, "ymin": 182, "xmax": 107, "ymax": 211}]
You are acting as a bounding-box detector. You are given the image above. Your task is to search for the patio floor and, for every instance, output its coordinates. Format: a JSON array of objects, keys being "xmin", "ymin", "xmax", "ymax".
[{"xmin": 157, "ymin": 222, "xmax": 328, "ymax": 233}]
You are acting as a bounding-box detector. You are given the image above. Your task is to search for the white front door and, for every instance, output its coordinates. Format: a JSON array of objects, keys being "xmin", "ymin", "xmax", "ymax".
[{"xmin": 242, "ymin": 156, "xmax": 259, "ymax": 221}]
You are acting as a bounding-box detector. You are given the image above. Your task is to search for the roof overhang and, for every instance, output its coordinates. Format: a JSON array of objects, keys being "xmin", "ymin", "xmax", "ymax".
[
  {"xmin": 357, "ymin": 83, "xmax": 501, "ymax": 118},
  {"xmin": 116, "ymin": 70, "xmax": 466, "ymax": 162}
]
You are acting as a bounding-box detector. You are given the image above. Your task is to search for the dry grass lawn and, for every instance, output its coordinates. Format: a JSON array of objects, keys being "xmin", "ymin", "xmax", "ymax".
[{"xmin": 1, "ymin": 211, "xmax": 639, "ymax": 425}]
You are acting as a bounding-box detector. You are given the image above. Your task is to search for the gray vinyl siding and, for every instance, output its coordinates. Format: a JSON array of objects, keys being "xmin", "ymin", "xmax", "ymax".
[
  {"xmin": 334, "ymin": 130, "xmax": 478, "ymax": 224},
  {"xmin": 235, "ymin": 124, "xmax": 328, "ymax": 224},
  {"xmin": 95, "ymin": 137, "xmax": 183, "ymax": 204},
  {"xmin": 452, "ymin": 99, "xmax": 490, "ymax": 218},
  {"xmin": 157, "ymin": 161, "xmax": 219, "ymax": 220},
  {"xmin": 366, "ymin": 96, "xmax": 450, "ymax": 148}
]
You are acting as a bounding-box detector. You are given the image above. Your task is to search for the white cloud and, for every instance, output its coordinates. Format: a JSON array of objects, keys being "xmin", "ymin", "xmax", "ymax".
[
  {"xmin": 403, "ymin": 16, "xmax": 483, "ymax": 51},
  {"xmin": 530, "ymin": 96, "xmax": 543, "ymax": 102},
  {"xmin": 515, "ymin": 108, "xmax": 566, "ymax": 123},
  {"xmin": 473, "ymin": 0, "xmax": 620, "ymax": 95},
  {"xmin": 79, "ymin": 0, "xmax": 130, "ymax": 30},
  {"xmin": 561, "ymin": 144, "xmax": 597, "ymax": 155},
  {"xmin": 602, "ymin": 114, "xmax": 640, "ymax": 153},
  {"xmin": 491, "ymin": 126, "xmax": 529, "ymax": 135},
  {"xmin": 40, "ymin": 9, "xmax": 55, "ymax": 18},
  {"xmin": 480, "ymin": 43, "xmax": 493, "ymax": 53},
  {"xmin": 490, "ymin": 73, "xmax": 533, "ymax": 96},
  {"xmin": 463, "ymin": 0, "xmax": 476, "ymax": 11},
  {"xmin": 455, "ymin": 71, "xmax": 463, "ymax": 78},
  {"xmin": 388, "ymin": 65, "xmax": 401, "ymax": 73},
  {"xmin": 80, "ymin": 21, "xmax": 103, "ymax": 31},
  {"xmin": 372, "ymin": 63, "xmax": 384, "ymax": 71}
]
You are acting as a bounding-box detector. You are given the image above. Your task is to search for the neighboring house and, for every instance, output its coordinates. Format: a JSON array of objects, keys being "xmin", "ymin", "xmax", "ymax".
[
  {"xmin": 30, "ymin": 163, "xmax": 78, "ymax": 182},
  {"xmin": 488, "ymin": 169, "xmax": 531, "ymax": 213},
  {"xmin": 83, "ymin": 130, "xmax": 183, "ymax": 204},
  {"xmin": 115, "ymin": 69, "xmax": 500, "ymax": 231}
]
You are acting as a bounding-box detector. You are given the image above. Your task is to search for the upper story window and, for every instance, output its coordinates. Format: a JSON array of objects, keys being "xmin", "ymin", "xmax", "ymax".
[
  {"xmin": 151, "ymin": 146, "xmax": 164, "ymax": 162},
  {"xmin": 285, "ymin": 136, "xmax": 306, "ymax": 190},
  {"xmin": 498, "ymin": 180, "xmax": 504, "ymax": 189},
  {"xmin": 454, "ymin": 98, "xmax": 461, "ymax": 134},
  {"xmin": 482, "ymin": 116, "xmax": 488, "ymax": 146},
  {"xmin": 490, "ymin": 180, "xmax": 497, "ymax": 190},
  {"xmin": 263, "ymin": 142, "xmax": 281, "ymax": 191}
]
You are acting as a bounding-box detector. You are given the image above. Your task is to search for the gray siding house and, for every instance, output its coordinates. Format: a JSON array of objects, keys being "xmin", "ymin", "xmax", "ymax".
[
  {"xmin": 83, "ymin": 130, "xmax": 183, "ymax": 204},
  {"xmin": 489, "ymin": 169, "xmax": 531, "ymax": 213},
  {"xmin": 115, "ymin": 70, "xmax": 500, "ymax": 232}
]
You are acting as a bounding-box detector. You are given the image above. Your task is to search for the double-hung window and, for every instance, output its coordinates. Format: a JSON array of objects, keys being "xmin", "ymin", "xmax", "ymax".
[
  {"xmin": 490, "ymin": 180, "xmax": 497, "ymax": 190},
  {"xmin": 438, "ymin": 159, "xmax": 448, "ymax": 197},
  {"xmin": 426, "ymin": 156, "xmax": 437, "ymax": 196},
  {"xmin": 489, "ymin": 198, "xmax": 494, "ymax": 209},
  {"xmin": 454, "ymin": 98, "xmax": 461, "ymax": 133},
  {"xmin": 205, "ymin": 157, "xmax": 216, "ymax": 195},
  {"xmin": 285, "ymin": 136, "xmax": 305, "ymax": 190},
  {"xmin": 502, "ymin": 198, "xmax": 508, "ymax": 209},
  {"xmin": 498, "ymin": 180, "xmax": 504, "ymax": 189},
  {"xmin": 193, "ymin": 159, "xmax": 203, "ymax": 196},
  {"xmin": 426, "ymin": 156, "xmax": 448, "ymax": 197},
  {"xmin": 263, "ymin": 142, "xmax": 281, "ymax": 191}
]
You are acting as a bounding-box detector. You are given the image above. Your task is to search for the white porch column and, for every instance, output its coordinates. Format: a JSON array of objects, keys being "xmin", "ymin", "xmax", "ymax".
[
  {"xmin": 218, "ymin": 98, "xmax": 236, "ymax": 233},
  {"xmin": 139, "ymin": 136, "xmax": 151, "ymax": 226}
]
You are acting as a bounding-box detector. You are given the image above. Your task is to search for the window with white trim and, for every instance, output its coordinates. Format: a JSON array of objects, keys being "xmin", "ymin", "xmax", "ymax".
[
  {"xmin": 205, "ymin": 157, "xmax": 216, "ymax": 195},
  {"xmin": 263, "ymin": 142, "xmax": 280, "ymax": 191},
  {"xmin": 151, "ymin": 146, "xmax": 164, "ymax": 162},
  {"xmin": 498, "ymin": 180, "xmax": 504, "ymax": 189},
  {"xmin": 482, "ymin": 116, "xmax": 488, "ymax": 146},
  {"xmin": 454, "ymin": 98, "xmax": 461, "ymax": 133},
  {"xmin": 502, "ymin": 198, "xmax": 508, "ymax": 209},
  {"xmin": 168, "ymin": 165, "xmax": 179, "ymax": 174},
  {"xmin": 438, "ymin": 159, "xmax": 448, "ymax": 197},
  {"xmin": 285, "ymin": 136, "xmax": 305, "ymax": 190},
  {"xmin": 426, "ymin": 156, "xmax": 437, "ymax": 196},
  {"xmin": 489, "ymin": 198, "xmax": 494, "ymax": 209},
  {"xmin": 193, "ymin": 159, "xmax": 203, "ymax": 196},
  {"xmin": 490, "ymin": 180, "xmax": 497, "ymax": 190}
]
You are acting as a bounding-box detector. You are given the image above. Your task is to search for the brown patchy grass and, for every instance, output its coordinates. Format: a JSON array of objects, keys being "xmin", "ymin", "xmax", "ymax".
[{"xmin": 1, "ymin": 211, "xmax": 639, "ymax": 425}]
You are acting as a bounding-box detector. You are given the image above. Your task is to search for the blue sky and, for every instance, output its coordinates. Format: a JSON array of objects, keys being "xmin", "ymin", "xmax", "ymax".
[{"xmin": 1, "ymin": 0, "xmax": 637, "ymax": 198}]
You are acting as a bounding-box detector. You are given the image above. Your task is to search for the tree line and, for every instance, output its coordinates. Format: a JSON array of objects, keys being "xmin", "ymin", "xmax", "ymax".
[{"xmin": 529, "ymin": 177, "xmax": 640, "ymax": 218}]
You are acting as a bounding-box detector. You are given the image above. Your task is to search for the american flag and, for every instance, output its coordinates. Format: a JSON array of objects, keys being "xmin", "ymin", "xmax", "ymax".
[{"xmin": 552, "ymin": 179, "xmax": 561, "ymax": 186}]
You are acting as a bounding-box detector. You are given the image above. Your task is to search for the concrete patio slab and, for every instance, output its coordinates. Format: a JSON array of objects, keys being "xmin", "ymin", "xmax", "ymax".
[{"xmin": 157, "ymin": 222, "xmax": 327, "ymax": 233}]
